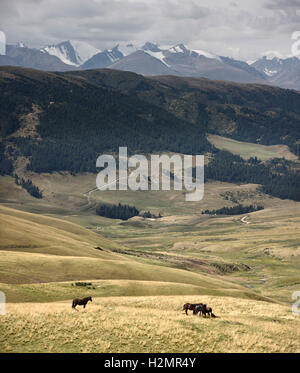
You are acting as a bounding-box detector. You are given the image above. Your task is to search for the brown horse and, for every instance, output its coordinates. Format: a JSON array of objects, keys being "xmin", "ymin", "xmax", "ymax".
[
  {"xmin": 195, "ymin": 304, "xmax": 216, "ymax": 318},
  {"xmin": 72, "ymin": 296, "xmax": 92, "ymax": 311},
  {"xmin": 182, "ymin": 302, "xmax": 204, "ymax": 315}
]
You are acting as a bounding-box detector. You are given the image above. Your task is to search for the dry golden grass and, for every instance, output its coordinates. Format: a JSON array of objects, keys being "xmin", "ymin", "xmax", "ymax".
[
  {"xmin": 0, "ymin": 204, "xmax": 121, "ymax": 257},
  {"xmin": 1, "ymin": 295, "xmax": 299, "ymax": 353}
]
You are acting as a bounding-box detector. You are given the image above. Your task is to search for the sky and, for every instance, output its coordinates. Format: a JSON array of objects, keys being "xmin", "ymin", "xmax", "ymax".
[{"xmin": 0, "ymin": 0, "xmax": 300, "ymax": 61}]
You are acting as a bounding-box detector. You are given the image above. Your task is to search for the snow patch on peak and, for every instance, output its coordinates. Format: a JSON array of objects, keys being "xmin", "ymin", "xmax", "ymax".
[
  {"xmin": 191, "ymin": 49, "xmax": 221, "ymax": 61},
  {"xmin": 144, "ymin": 50, "xmax": 170, "ymax": 67},
  {"xmin": 168, "ymin": 43, "xmax": 220, "ymax": 61},
  {"xmin": 17, "ymin": 42, "xmax": 27, "ymax": 48},
  {"xmin": 263, "ymin": 68, "xmax": 278, "ymax": 77},
  {"xmin": 68, "ymin": 40, "xmax": 100, "ymax": 64},
  {"xmin": 168, "ymin": 44, "xmax": 188, "ymax": 54}
]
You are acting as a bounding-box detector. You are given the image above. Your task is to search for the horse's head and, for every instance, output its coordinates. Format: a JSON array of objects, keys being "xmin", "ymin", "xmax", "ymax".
[{"xmin": 89, "ymin": 297, "xmax": 93, "ymax": 302}]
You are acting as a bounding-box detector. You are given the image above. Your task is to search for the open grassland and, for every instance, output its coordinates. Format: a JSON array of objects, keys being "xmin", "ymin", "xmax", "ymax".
[
  {"xmin": 207, "ymin": 134, "xmax": 299, "ymax": 161},
  {"xmin": 1, "ymin": 295, "xmax": 299, "ymax": 353}
]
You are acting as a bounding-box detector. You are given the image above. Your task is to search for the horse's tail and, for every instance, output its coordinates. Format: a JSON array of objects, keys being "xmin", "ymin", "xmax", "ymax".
[
  {"xmin": 72, "ymin": 300, "xmax": 76, "ymax": 308},
  {"xmin": 211, "ymin": 313, "xmax": 217, "ymax": 318}
]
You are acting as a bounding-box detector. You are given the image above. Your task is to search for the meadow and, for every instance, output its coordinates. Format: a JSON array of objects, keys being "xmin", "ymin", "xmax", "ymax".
[
  {"xmin": 207, "ymin": 134, "xmax": 299, "ymax": 161},
  {"xmin": 1, "ymin": 295, "xmax": 299, "ymax": 353}
]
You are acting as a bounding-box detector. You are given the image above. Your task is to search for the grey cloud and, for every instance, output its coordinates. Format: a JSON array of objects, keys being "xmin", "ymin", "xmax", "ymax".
[{"xmin": 0, "ymin": 0, "xmax": 299, "ymax": 60}]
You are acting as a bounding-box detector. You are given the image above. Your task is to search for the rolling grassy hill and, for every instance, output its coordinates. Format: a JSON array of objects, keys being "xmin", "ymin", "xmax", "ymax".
[
  {"xmin": 0, "ymin": 205, "xmax": 268, "ymax": 304},
  {"xmin": 0, "ymin": 204, "xmax": 120, "ymax": 257}
]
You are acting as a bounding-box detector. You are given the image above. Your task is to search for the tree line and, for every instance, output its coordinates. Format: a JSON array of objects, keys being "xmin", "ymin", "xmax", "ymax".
[{"xmin": 202, "ymin": 204, "xmax": 264, "ymax": 215}]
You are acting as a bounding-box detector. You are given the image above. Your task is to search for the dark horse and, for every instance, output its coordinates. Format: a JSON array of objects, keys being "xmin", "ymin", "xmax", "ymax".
[
  {"xmin": 182, "ymin": 302, "xmax": 204, "ymax": 315},
  {"xmin": 72, "ymin": 296, "xmax": 92, "ymax": 311},
  {"xmin": 194, "ymin": 304, "xmax": 216, "ymax": 318}
]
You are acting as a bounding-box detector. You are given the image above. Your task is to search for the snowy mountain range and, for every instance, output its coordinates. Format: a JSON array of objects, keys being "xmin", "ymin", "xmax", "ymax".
[{"xmin": 1, "ymin": 39, "xmax": 300, "ymax": 90}]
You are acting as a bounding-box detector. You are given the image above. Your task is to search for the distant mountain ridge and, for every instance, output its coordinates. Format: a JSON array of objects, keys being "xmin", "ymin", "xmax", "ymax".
[
  {"xmin": 1, "ymin": 39, "xmax": 300, "ymax": 89},
  {"xmin": 251, "ymin": 55, "xmax": 300, "ymax": 91}
]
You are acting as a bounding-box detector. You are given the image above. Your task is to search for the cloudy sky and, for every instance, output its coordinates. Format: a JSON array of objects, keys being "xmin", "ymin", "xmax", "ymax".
[{"xmin": 0, "ymin": 0, "xmax": 299, "ymax": 60}]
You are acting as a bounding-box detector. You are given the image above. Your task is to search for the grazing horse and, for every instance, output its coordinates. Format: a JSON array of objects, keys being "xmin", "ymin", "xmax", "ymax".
[
  {"xmin": 182, "ymin": 302, "xmax": 204, "ymax": 315},
  {"xmin": 72, "ymin": 296, "xmax": 92, "ymax": 311},
  {"xmin": 195, "ymin": 304, "xmax": 216, "ymax": 318},
  {"xmin": 194, "ymin": 304, "xmax": 206, "ymax": 317}
]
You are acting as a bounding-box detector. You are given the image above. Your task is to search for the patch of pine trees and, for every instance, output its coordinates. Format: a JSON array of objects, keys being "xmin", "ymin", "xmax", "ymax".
[
  {"xmin": 203, "ymin": 150, "xmax": 300, "ymax": 201},
  {"xmin": 14, "ymin": 175, "xmax": 43, "ymax": 199},
  {"xmin": 96, "ymin": 203, "xmax": 139, "ymax": 220},
  {"xmin": 202, "ymin": 204, "xmax": 264, "ymax": 215}
]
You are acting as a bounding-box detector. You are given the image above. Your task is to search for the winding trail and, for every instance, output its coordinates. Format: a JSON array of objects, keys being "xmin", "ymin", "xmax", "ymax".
[
  {"xmin": 241, "ymin": 215, "xmax": 249, "ymax": 224},
  {"xmin": 83, "ymin": 175, "xmax": 128, "ymax": 206},
  {"xmin": 83, "ymin": 188, "xmax": 98, "ymax": 206}
]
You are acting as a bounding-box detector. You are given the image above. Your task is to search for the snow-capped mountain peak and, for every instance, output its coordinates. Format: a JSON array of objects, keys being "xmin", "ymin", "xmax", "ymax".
[
  {"xmin": 41, "ymin": 40, "xmax": 100, "ymax": 66},
  {"xmin": 105, "ymin": 46, "xmax": 123, "ymax": 63},
  {"xmin": 115, "ymin": 42, "xmax": 138, "ymax": 57},
  {"xmin": 167, "ymin": 43, "xmax": 220, "ymax": 60},
  {"xmin": 168, "ymin": 43, "xmax": 189, "ymax": 54},
  {"xmin": 68, "ymin": 40, "xmax": 100, "ymax": 64},
  {"xmin": 142, "ymin": 42, "xmax": 161, "ymax": 52}
]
